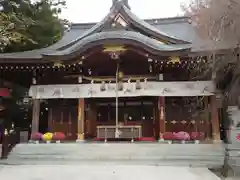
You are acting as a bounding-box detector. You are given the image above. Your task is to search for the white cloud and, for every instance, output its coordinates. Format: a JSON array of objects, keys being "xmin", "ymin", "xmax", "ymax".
[{"xmin": 60, "ymin": 0, "xmax": 190, "ymax": 23}]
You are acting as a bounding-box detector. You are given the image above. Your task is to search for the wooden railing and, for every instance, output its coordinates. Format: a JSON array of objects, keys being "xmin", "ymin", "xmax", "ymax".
[{"xmin": 1, "ymin": 128, "xmax": 20, "ymax": 159}]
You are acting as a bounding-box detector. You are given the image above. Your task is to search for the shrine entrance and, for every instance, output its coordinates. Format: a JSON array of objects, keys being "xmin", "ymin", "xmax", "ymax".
[
  {"xmin": 47, "ymin": 99, "xmax": 78, "ymax": 140},
  {"xmin": 84, "ymin": 97, "xmax": 158, "ymax": 139}
]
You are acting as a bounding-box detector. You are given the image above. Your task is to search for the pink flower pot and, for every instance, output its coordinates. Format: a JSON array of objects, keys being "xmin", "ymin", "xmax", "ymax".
[
  {"xmin": 30, "ymin": 132, "xmax": 43, "ymax": 141},
  {"xmin": 175, "ymin": 131, "xmax": 190, "ymax": 141},
  {"xmin": 191, "ymin": 132, "xmax": 205, "ymax": 140}
]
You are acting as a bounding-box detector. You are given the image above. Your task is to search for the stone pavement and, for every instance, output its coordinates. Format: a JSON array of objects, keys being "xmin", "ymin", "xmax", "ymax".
[{"xmin": 0, "ymin": 165, "xmax": 221, "ymax": 180}]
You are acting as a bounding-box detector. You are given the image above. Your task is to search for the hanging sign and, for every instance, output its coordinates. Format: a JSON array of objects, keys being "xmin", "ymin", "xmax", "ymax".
[{"xmin": 103, "ymin": 45, "xmax": 126, "ymax": 52}]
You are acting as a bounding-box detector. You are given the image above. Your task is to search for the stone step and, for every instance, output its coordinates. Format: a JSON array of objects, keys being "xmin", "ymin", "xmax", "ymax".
[{"xmin": 1, "ymin": 143, "xmax": 225, "ymax": 168}]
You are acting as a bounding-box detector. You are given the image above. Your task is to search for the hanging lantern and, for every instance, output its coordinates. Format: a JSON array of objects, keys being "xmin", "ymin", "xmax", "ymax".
[
  {"xmin": 124, "ymin": 79, "xmax": 132, "ymax": 93},
  {"xmin": 78, "ymin": 76, "xmax": 83, "ymax": 83},
  {"xmin": 118, "ymin": 81, "xmax": 123, "ymax": 91},
  {"xmin": 32, "ymin": 77, "xmax": 36, "ymax": 85},
  {"xmin": 88, "ymin": 69, "xmax": 92, "ymax": 75},
  {"xmin": 158, "ymin": 74, "xmax": 163, "ymax": 81},
  {"xmin": 143, "ymin": 78, "xmax": 148, "ymax": 89},
  {"xmin": 100, "ymin": 81, "xmax": 106, "ymax": 91},
  {"xmin": 88, "ymin": 88, "xmax": 93, "ymax": 96},
  {"xmin": 149, "ymin": 64, "xmax": 152, "ymax": 72},
  {"xmin": 136, "ymin": 80, "xmax": 141, "ymax": 90},
  {"xmin": 118, "ymin": 71, "xmax": 124, "ymax": 80}
]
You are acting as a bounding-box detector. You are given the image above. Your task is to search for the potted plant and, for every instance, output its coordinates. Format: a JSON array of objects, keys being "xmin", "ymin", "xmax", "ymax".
[
  {"xmin": 175, "ymin": 131, "xmax": 190, "ymax": 144},
  {"xmin": 30, "ymin": 132, "xmax": 43, "ymax": 144},
  {"xmin": 162, "ymin": 132, "xmax": 175, "ymax": 144},
  {"xmin": 52, "ymin": 132, "xmax": 66, "ymax": 143},
  {"xmin": 42, "ymin": 132, "xmax": 53, "ymax": 143},
  {"xmin": 191, "ymin": 132, "xmax": 205, "ymax": 144}
]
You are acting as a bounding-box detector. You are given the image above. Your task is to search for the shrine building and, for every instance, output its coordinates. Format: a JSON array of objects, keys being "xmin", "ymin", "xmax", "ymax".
[{"xmin": 0, "ymin": 0, "xmax": 223, "ymax": 142}]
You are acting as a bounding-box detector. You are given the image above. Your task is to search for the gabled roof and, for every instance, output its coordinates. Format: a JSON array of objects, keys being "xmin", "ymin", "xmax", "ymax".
[
  {"xmin": 44, "ymin": 31, "xmax": 191, "ymax": 58},
  {"xmin": 0, "ymin": 0, "xmax": 210, "ymax": 62}
]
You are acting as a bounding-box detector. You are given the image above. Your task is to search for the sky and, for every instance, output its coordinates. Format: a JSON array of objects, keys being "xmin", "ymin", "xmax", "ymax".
[{"xmin": 60, "ymin": 0, "xmax": 190, "ymax": 23}]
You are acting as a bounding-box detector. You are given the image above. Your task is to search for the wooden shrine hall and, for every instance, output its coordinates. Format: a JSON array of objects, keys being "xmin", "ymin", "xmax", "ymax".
[{"xmin": 0, "ymin": 0, "xmax": 222, "ymax": 142}]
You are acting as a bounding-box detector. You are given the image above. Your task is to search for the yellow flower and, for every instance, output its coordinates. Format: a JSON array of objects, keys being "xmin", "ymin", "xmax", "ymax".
[{"xmin": 42, "ymin": 132, "xmax": 53, "ymax": 141}]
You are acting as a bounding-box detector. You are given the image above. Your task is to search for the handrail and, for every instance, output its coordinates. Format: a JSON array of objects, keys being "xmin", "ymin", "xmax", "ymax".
[{"xmin": 1, "ymin": 128, "xmax": 20, "ymax": 159}]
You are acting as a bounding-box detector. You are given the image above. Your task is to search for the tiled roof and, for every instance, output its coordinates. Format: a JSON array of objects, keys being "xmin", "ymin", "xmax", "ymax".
[{"xmin": 0, "ymin": 1, "xmax": 225, "ymax": 61}]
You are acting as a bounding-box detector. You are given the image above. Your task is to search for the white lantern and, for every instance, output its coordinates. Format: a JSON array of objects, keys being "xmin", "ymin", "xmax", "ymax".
[
  {"xmin": 158, "ymin": 74, "xmax": 163, "ymax": 81},
  {"xmin": 32, "ymin": 77, "xmax": 36, "ymax": 85},
  {"xmin": 78, "ymin": 76, "xmax": 82, "ymax": 83}
]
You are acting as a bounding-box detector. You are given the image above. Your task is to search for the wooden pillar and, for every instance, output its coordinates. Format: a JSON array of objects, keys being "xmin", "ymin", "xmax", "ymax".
[
  {"xmin": 203, "ymin": 97, "xmax": 211, "ymax": 139},
  {"xmin": 210, "ymin": 95, "xmax": 221, "ymax": 141},
  {"xmin": 31, "ymin": 99, "xmax": 40, "ymax": 134},
  {"xmin": 77, "ymin": 98, "xmax": 85, "ymax": 141},
  {"xmin": 158, "ymin": 97, "xmax": 166, "ymax": 139},
  {"xmin": 48, "ymin": 107, "xmax": 53, "ymax": 132},
  {"xmin": 85, "ymin": 102, "xmax": 97, "ymax": 137},
  {"xmin": 90, "ymin": 103, "xmax": 97, "ymax": 137}
]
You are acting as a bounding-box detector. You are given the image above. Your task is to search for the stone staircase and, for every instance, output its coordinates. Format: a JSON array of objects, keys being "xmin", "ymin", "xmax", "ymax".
[
  {"xmin": 226, "ymin": 144, "xmax": 240, "ymax": 176},
  {"xmin": 0, "ymin": 143, "xmax": 225, "ymax": 168}
]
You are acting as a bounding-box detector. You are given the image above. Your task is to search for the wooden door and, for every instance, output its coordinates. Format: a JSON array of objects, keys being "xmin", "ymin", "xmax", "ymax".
[
  {"xmin": 49, "ymin": 106, "xmax": 77, "ymax": 140},
  {"xmin": 85, "ymin": 101, "xmax": 97, "ymax": 138}
]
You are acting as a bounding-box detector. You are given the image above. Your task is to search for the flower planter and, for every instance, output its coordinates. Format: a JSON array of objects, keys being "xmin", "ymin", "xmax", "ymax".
[
  {"xmin": 162, "ymin": 132, "xmax": 175, "ymax": 141},
  {"xmin": 30, "ymin": 132, "xmax": 43, "ymax": 142},
  {"xmin": 42, "ymin": 132, "xmax": 53, "ymax": 142},
  {"xmin": 52, "ymin": 132, "xmax": 66, "ymax": 143},
  {"xmin": 191, "ymin": 132, "xmax": 205, "ymax": 142},
  {"xmin": 175, "ymin": 132, "xmax": 190, "ymax": 142}
]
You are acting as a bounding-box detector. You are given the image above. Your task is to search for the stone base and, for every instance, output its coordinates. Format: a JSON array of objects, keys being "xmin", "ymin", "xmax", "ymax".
[
  {"xmin": 213, "ymin": 140, "xmax": 222, "ymax": 144},
  {"xmin": 76, "ymin": 139, "xmax": 85, "ymax": 143},
  {"xmin": 226, "ymin": 144, "xmax": 240, "ymax": 177}
]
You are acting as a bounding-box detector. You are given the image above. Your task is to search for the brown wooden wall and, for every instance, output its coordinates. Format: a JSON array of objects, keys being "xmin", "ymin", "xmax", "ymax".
[{"xmin": 165, "ymin": 97, "xmax": 211, "ymax": 135}]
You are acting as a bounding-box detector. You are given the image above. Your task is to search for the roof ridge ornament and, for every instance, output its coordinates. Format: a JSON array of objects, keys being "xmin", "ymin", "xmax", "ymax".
[{"xmin": 111, "ymin": 0, "xmax": 131, "ymax": 10}]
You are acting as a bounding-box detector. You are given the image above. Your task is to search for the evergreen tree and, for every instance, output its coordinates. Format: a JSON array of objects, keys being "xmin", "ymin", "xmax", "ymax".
[{"xmin": 0, "ymin": 0, "xmax": 67, "ymax": 52}]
